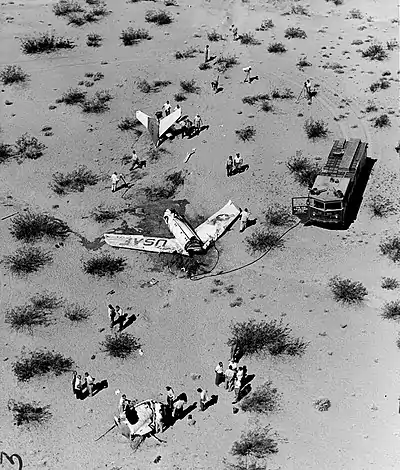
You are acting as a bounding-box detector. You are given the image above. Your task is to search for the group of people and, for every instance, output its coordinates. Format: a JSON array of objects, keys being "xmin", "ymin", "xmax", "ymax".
[
  {"xmin": 72, "ymin": 371, "xmax": 97, "ymax": 399},
  {"xmin": 226, "ymin": 153, "xmax": 247, "ymax": 177},
  {"xmin": 215, "ymin": 358, "xmax": 248, "ymax": 404}
]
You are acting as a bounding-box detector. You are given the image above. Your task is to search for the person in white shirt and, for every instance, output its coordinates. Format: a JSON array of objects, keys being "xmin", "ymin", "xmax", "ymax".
[
  {"xmin": 193, "ymin": 114, "xmax": 203, "ymax": 134},
  {"xmin": 197, "ymin": 387, "xmax": 209, "ymax": 411},
  {"xmin": 162, "ymin": 100, "xmax": 171, "ymax": 116},
  {"xmin": 118, "ymin": 394, "xmax": 131, "ymax": 416},
  {"xmin": 243, "ymin": 66, "xmax": 251, "ymax": 83},
  {"xmin": 84, "ymin": 372, "xmax": 95, "ymax": 397},
  {"xmin": 111, "ymin": 172, "xmax": 119, "ymax": 192},
  {"xmin": 233, "ymin": 152, "xmax": 243, "ymax": 171},
  {"xmin": 215, "ymin": 361, "xmax": 225, "ymax": 386},
  {"xmin": 224, "ymin": 365, "xmax": 235, "ymax": 391},
  {"xmin": 115, "ymin": 305, "xmax": 126, "ymax": 332},
  {"xmin": 239, "ymin": 208, "xmax": 250, "ymax": 233}
]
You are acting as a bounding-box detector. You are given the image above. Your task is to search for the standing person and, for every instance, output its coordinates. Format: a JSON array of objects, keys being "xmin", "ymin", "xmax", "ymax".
[
  {"xmin": 193, "ymin": 114, "xmax": 203, "ymax": 134},
  {"xmin": 72, "ymin": 371, "xmax": 82, "ymax": 399},
  {"xmin": 115, "ymin": 305, "xmax": 125, "ymax": 332},
  {"xmin": 166, "ymin": 386, "xmax": 175, "ymax": 411},
  {"xmin": 215, "ymin": 362, "xmax": 225, "ymax": 386},
  {"xmin": 231, "ymin": 24, "xmax": 238, "ymax": 41},
  {"xmin": 162, "ymin": 100, "xmax": 171, "ymax": 116},
  {"xmin": 84, "ymin": 372, "xmax": 95, "ymax": 397},
  {"xmin": 229, "ymin": 356, "xmax": 238, "ymax": 372},
  {"xmin": 111, "ymin": 172, "xmax": 119, "ymax": 193},
  {"xmin": 197, "ymin": 388, "xmax": 209, "ymax": 411},
  {"xmin": 108, "ymin": 304, "xmax": 116, "ymax": 329},
  {"xmin": 243, "ymin": 66, "xmax": 252, "ymax": 83},
  {"xmin": 173, "ymin": 394, "xmax": 187, "ymax": 420},
  {"xmin": 204, "ymin": 44, "xmax": 210, "ymax": 63},
  {"xmin": 239, "ymin": 208, "xmax": 250, "ymax": 233},
  {"xmin": 118, "ymin": 394, "xmax": 130, "ymax": 416},
  {"xmin": 226, "ymin": 155, "xmax": 233, "ymax": 177},
  {"xmin": 232, "ymin": 375, "xmax": 242, "ymax": 404},
  {"xmin": 211, "ymin": 75, "xmax": 219, "ymax": 93},
  {"xmin": 131, "ymin": 149, "xmax": 140, "ymax": 170},
  {"xmin": 224, "ymin": 365, "xmax": 235, "ymax": 391},
  {"xmin": 234, "ymin": 153, "xmax": 243, "ymax": 172},
  {"xmin": 174, "ymin": 103, "xmax": 181, "ymax": 112}
]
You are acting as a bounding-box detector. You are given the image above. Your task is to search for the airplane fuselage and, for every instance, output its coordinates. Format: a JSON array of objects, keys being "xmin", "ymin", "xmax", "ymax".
[{"xmin": 163, "ymin": 209, "xmax": 205, "ymax": 255}]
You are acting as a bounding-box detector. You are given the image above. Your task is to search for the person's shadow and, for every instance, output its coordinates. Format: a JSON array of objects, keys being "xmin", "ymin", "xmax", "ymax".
[
  {"xmin": 188, "ymin": 124, "xmax": 210, "ymax": 139},
  {"xmin": 180, "ymin": 402, "xmax": 197, "ymax": 420},
  {"xmin": 204, "ymin": 395, "xmax": 218, "ymax": 410},
  {"xmin": 119, "ymin": 313, "xmax": 137, "ymax": 332},
  {"xmin": 242, "ymin": 373, "xmax": 255, "ymax": 387},
  {"xmin": 215, "ymin": 86, "xmax": 224, "ymax": 94},
  {"xmin": 249, "ymin": 75, "xmax": 259, "ymax": 84},
  {"xmin": 231, "ymin": 164, "xmax": 250, "ymax": 176},
  {"xmin": 238, "ymin": 384, "xmax": 252, "ymax": 401},
  {"xmin": 246, "ymin": 218, "xmax": 257, "ymax": 228},
  {"xmin": 80, "ymin": 379, "xmax": 109, "ymax": 399}
]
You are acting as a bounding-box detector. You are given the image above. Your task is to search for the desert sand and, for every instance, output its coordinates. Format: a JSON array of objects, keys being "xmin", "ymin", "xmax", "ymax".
[{"xmin": 0, "ymin": 0, "xmax": 399, "ymax": 468}]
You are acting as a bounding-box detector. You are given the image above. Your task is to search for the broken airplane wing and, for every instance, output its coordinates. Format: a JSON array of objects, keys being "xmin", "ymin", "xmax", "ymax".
[
  {"xmin": 136, "ymin": 108, "xmax": 182, "ymax": 147},
  {"xmin": 104, "ymin": 233, "xmax": 184, "ymax": 254}
]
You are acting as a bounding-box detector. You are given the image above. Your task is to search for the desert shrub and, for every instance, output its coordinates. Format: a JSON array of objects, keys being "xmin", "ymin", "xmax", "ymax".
[
  {"xmin": 245, "ymin": 229, "xmax": 283, "ymax": 254},
  {"xmin": 326, "ymin": 0, "xmax": 343, "ymax": 5},
  {"xmin": 0, "ymin": 65, "xmax": 29, "ymax": 85},
  {"xmin": 379, "ymin": 236, "xmax": 400, "ymax": 262},
  {"xmin": 101, "ymin": 333, "xmax": 141, "ymax": 358},
  {"xmin": 264, "ymin": 205, "xmax": 293, "ymax": 226},
  {"xmin": 287, "ymin": 153, "xmax": 320, "ymax": 187},
  {"xmin": 64, "ymin": 303, "xmax": 91, "ymax": 321},
  {"xmin": 373, "ymin": 114, "xmax": 391, "ymax": 128},
  {"xmin": 145, "ymin": 9, "xmax": 173, "ymax": 25},
  {"xmin": 328, "ymin": 275, "xmax": 368, "ymax": 304},
  {"xmin": 369, "ymin": 78, "xmax": 390, "ymax": 92},
  {"xmin": 240, "ymin": 381, "xmax": 281, "ymax": 414},
  {"xmin": 53, "ymin": 0, "xmax": 83, "ymax": 15},
  {"xmin": 0, "ymin": 142, "xmax": 15, "ymax": 163},
  {"xmin": 174, "ymin": 92, "xmax": 187, "ymax": 101},
  {"xmin": 365, "ymin": 101, "xmax": 378, "ymax": 113},
  {"xmin": 228, "ymin": 318, "xmax": 308, "ymax": 358},
  {"xmin": 242, "ymin": 94, "xmax": 269, "ymax": 105},
  {"xmin": 290, "ymin": 3, "xmax": 309, "ymax": 15},
  {"xmin": 267, "ymin": 41, "xmax": 287, "ymax": 53},
  {"xmin": 235, "ymin": 126, "xmax": 256, "ymax": 142},
  {"xmin": 258, "ymin": 18, "xmax": 274, "ymax": 30},
  {"xmin": 323, "ymin": 62, "xmax": 344, "ymax": 73},
  {"xmin": 207, "ymin": 30, "xmax": 223, "ymax": 41},
  {"xmin": 231, "ymin": 426, "xmax": 278, "ymax": 462},
  {"xmin": 368, "ymin": 195, "xmax": 395, "ymax": 217},
  {"xmin": 361, "ymin": 44, "xmax": 388, "ymax": 61},
  {"xmin": 180, "ymin": 79, "xmax": 200, "ymax": 93},
  {"xmin": 87, "ymin": 3, "xmax": 107, "ymax": 16},
  {"xmin": 144, "ymin": 170, "xmax": 184, "ymax": 200},
  {"xmin": 386, "ymin": 38, "xmax": 399, "ymax": 51},
  {"xmin": 153, "ymin": 79, "xmax": 172, "ymax": 89},
  {"xmin": 3, "ymin": 246, "xmax": 52, "ymax": 275},
  {"xmin": 59, "ymin": 87, "xmax": 87, "ymax": 104},
  {"xmin": 5, "ymin": 305, "xmax": 52, "ymax": 332},
  {"xmin": 313, "ymin": 398, "xmax": 331, "ymax": 411},
  {"xmin": 118, "ymin": 117, "xmax": 141, "ymax": 131},
  {"xmin": 296, "ymin": 55, "xmax": 312, "ymax": 68},
  {"xmin": 214, "ymin": 54, "xmax": 238, "ymax": 72},
  {"xmin": 83, "ymin": 253, "xmax": 126, "ymax": 277},
  {"xmin": 10, "ymin": 211, "xmax": 70, "ymax": 242},
  {"xmin": 91, "ymin": 205, "xmax": 120, "ymax": 222},
  {"xmin": 351, "ymin": 39, "xmax": 363, "ymax": 45},
  {"xmin": 80, "ymin": 89, "xmax": 113, "ymax": 113},
  {"xmin": 8, "ymin": 400, "xmax": 51, "ymax": 426},
  {"xmin": 381, "ymin": 277, "xmax": 399, "ymax": 290},
  {"xmin": 14, "ymin": 133, "xmax": 46, "ymax": 160},
  {"xmin": 260, "ymin": 100, "xmax": 273, "ymax": 113},
  {"xmin": 146, "ymin": 146, "xmax": 169, "ymax": 162},
  {"xmin": 199, "ymin": 62, "xmax": 211, "ymax": 70},
  {"xmin": 175, "ymin": 46, "xmax": 199, "ymax": 59},
  {"xmin": 120, "ymin": 28, "xmax": 151, "ymax": 46},
  {"xmin": 86, "ymin": 32, "xmax": 102, "ymax": 47},
  {"xmin": 348, "ymin": 8, "xmax": 363, "ymax": 19},
  {"xmin": 381, "ymin": 300, "xmax": 400, "ymax": 321},
  {"xmin": 284, "ymin": 27, "xmax": 307, "ymax": 39},
  {"xmin": 12, "ymin": 349, "xmax": 73, "ymax": 381},
  {"xmin": 304, "ymin": 118, "xmax": 329, "ymax": 140},
  {"xmin": 20, "ymin": 31, "xmax": 75, "ymax": 54},
  {"xmin": 137, "ymin": 79, "xmax": 152, "ymax": 93},
  {"xmin": 271, "ymin": 87, "xmax": 294, "ymax": 99},
  {"xmin": 66, "ymin": 13, "xmax": 87, "ymax": 25},
  {"xmin": 240, "ymin": 32, "xmax": 261, "ymax": 45},
  {"xmin": 50, "ymin": 166, "xmax": 99, "ymax": 195},
  {"xmin": 136, "ymin": 79, "xmax": 171, "ymax": 93}
]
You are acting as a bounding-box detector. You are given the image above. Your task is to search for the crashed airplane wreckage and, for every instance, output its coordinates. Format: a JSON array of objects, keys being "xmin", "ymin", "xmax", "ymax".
[
  {"xmin": 136, "ymin": 108, "xmax": 182, "ymax": 148},
  {"xmin": 104, "ymin": 200, "xmax": 241, "ymax": 257}
]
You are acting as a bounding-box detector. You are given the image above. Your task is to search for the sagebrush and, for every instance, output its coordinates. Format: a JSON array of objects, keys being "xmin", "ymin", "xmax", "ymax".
[
  {"xmin": 4, "ymin": 246, "xmax": 52, "ymax": 275},
  {"xmin": 8, "ymin": 400, "xmax": 51, "ymax": 426},
  {"xmin": 101, "ymin": 333, "xmax": 141, "ymax": 358},
  {"xmin": 50, "ymin": 166, "xmax": 99, "ymax": 194},
  {"xmin": 83, "ymin": 253, "xmax": 126, "ymax": 277},
  {"xmin": 10, "ymin": 211, "xmax": 70, "ymax": 242},
  {"xmin": 328, "ymin": 276, "xmax": 368, "ymax": 304},
  {"xmin": 13, "ymin": 350, "xmax": 74, "ymax": 381}
]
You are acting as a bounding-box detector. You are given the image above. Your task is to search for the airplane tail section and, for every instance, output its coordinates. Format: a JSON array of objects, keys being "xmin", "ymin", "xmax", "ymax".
[{"xmin": 136, "ymin": 110, "xmax": 159, "ymax": 146}]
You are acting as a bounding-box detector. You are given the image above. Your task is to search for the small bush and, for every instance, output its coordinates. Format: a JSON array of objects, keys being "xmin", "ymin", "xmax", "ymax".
[
  {"xmin": 118, "ymin": 117, "xmax": 141, "ymax": 131},
  {"xmin": 4, "ymin": 246, "xmax": 52, "ymax": 275},
  {"xmin": 20, "ymin": 31, "xmax": 75, "ymax": 54},
  {"xmin": 53, "ymin": 0, "xmax": 83, "ymax": 15},
  {"xmin": 214, "ymin": 54, "xmax": 238, "ymax": 72},
  {"xmin": 207, "ymin": 30, "xmax": 223, "ymax": 41},
  {"xmin": 381, "ymin": 300, "xmax": 400, "ymax": 321},
  {"xmin": 245, "ymin": 229, "xmax": 283, "ymax": 254},
  {"xmin": 379, "ymin": 236, "xmax": 400, "ymax": 262},
  {"xmin": 240, "ymin": 381, "xmax": 281, "ymax": 414},
  {"xmin": 264, "ymin": 205, "xmax": 293, "ymax": 226},
  {"xmin": 348, "ymin": 8, "xmax": 363, "ymax": 19},
  {"xmin": 144, "ymin": 170, "xmax": 185, "ymax": 200},
  {"xmin": 235, "ymin": 126, "xmax": 256, "ymax": 142},
  {"xmin": 8, "ymin": 400, "xmax": 51, "ymax": 426},
  {"xmin": 242, "ymin": 93, "xmax": 269, "ymax": 105},
  {"xmin": 14, "ymin": 133, "xmax": 46, "ymax": 160},
  {"xmin": 313, "ymin": 398, "xmax": 331, "ymax": 411},
  {"xmin": 5, "ymin": 305, "xmax": 52, "ymax": 332},
  {"xmin": 64, "ymin": 303, "xmax": 91, "ymax": 321},
  {"xmin": 323, "ymin": 62, "xmax": 344, "ymax": 72},
  {"xmin": 231, "ymin": 426, "xmax": 278, "ymax": 461},
  {"xmin": 174, "ymin": 92, "xmax": 187, "ymax": 102},
  {"xmin": 67, "ymin": 12, "xmax": 87, "ymax": 25},
  {"xmin": 267, "ymin": 42, "xmax": 287, "ymax": 53},
  {"xmin": 290, "ymin": 3, "xmax": 309, "ymax": 15},
  {"xmin": 381, "ymin": 277, "xmax": 399, "ymax": 290},
  {"xmin": 83, "ymin": 253, "xmax": 126, "ymax": 277},
  {"xmin": 287, "ymin": 153, "xmax": 320, "ymax": 187},
  {"xmin": 91, "ymin": 205, "xmax": 120, "ymax": 222},
  {"xmin": 180, "ymin": 79, "xmax": 200, "ymax": 94},
  {"xmin": 259, "ymin": 18, "xmax": 274, "ymax": 30},
  {"xmin": 365, "ymin": 101, "xmax": 378, "ymax": 113},
  {"xmin": 60, "ymin": 87, "xmax": 87, "ymax": 104},
  {"xmin": 260, "ymin": 100, "xmax": 273, "ymax": 113},
  {"xmin": 373, "ymin": 114, "xmax": 391, "ymax": 128},
  {"xmin": 271, "ymin": 87, "xmax": 294, "ymax": 99},
  {"xmin": 328, "ymin": 275, "xmax": 368, "ymax": 304},
  {"xmin": 361, "ymin": 44, "xmax": 388, "ymax": 61},
  {"xmin": 175, "ymin": 46, "xmax": 199, "ymax": 59},
  {"xmin": 80, "ymin": 89, "xmax": 113, "ymax": 113},
  {"xmin": 304, "ymin": 118, "xmax": 329, "ymax": 140},
  {"xmin": 146, "ymin": 146, "xmax": 169, "ymax": 162},
  {"xmin": 369, "ymin": 78, "xmax": 390, "ymax": 92},
  {"xmin": 86, "ymin": 32, "xmax": 102, "ymax": 47},
  {"xmin": 326, "ymin": 0, "xmax": 343, "ymax": 5},
  {"xmin": 0, "ymin": 142, "xmax": 15, "ymax": 163},
  {"xmin": 284, "ymin": 27, "xmax": 307, "ymax": 39},
  {"xmin": 199, "ymin": 62, "xmax": 211, "ymax": 70},
  {"xmin": 137, "ymin": 79, "xmax": 171, "ymax": 93},
  {"xmin": 240, "ymin": 32, "xmax": 261, "ymax": 45},
  {"xmin": 50, "ymin": 166, "xmax": 99, "ymax": 195},
  {"xmin": 120, "ymin": 28, "xmax": 151, "ymax": 46},
  {"xmin": 387, "ymin": 39, "xmax": 399, "ymax": 51},
  {"xmin": 12, "ymin": 349, "xmax": 74, "ymax": 381},
  {"xmin": 145, "ymin": 9, "xmax": 173, "ymax": 25},
  {"xmin": 368, "ymin": 195, "xmax": 395, "ymax": 217},
  {"xmin": 0, "ymin": 65, "xmax": 29, "ymax": 85},
  {"xmin": 296, "ymin": 55, "xmax": 312, "ymax": 68},
  {"xmin": 10, "ymin": 211, "xmax": 70, "ymax": 242},
  {"xmin": 101, "ymin": 333, "xmax": 141, "ymax": 358}
]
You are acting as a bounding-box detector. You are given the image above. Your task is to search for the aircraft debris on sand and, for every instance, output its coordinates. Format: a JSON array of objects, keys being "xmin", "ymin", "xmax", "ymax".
[
  {"xmin": 104, "ymin": 200, "xmax": 241, "ymax": 257},
  {"xmin": 136, "ymin": 108, "xmax": 182, "ymax": 147}
]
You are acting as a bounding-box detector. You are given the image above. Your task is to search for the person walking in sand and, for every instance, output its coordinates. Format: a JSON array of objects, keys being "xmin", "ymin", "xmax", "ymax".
[
  {"xmin": 174, "ymin": 103, "xmax": 181, "ymax": 112},
  {"xmin": 239, "ymin": 208, "xmax": 250, "ymax": 233},
  {"xmin": 111, "ymin": 172, "xmax": 119, "ymax": 192},
  {"xmin": 243, "ymin": 66, "xmax": 252, "ymax": 83},
  {"xmin": 162, "ymin": 100, "xmax": 171, "ymax": 116},
  {"xmin": 72, "ymin": 371, "xmax": 84, "ymax": 399},
  {"xmin": 108, "ymin": 304, "xmax": 116, "ymax": 329},
  {"xmin": 226, "ymin": 155, "xmax": 233, "ymax": 177},
  {"xmin": 197, "ymin": 388, "xmax": 209, "ymax": 411},
  {"xmin": 204, "ymin": 44, "xmax": 210, "ymax": 63},
  {"xmin": 224, "ymin": 365, "xmax": 235, "ymax": 391},
  {"xmin": 215, "ymin": 361, "xmax": 225, "ymax": 386},
  {"xmin": 131, "ymin": 148, "xmax": 140, "ymax": 169}
]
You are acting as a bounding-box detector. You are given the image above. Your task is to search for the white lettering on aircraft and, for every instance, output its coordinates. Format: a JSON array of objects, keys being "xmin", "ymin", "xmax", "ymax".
[{"xmin": 128, "ymin": 236, "xmax": 169, "ymax": 247}]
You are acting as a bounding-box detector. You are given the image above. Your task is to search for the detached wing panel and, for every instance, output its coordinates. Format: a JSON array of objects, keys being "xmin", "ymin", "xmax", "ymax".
[
  {"xmin": 158, "ymin": 108, "xmax": 182, "ymax": 137},
  {"xmin": 136, "ymin": 110, "xmax": 159, "ymax": 146},
  {"xmin": 104, "ymin": 233, "xmax": 184, "ymax": 254},
  {"xmin": 195, "ymin": 200, "xmax": 241, "ymax": 248}
]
